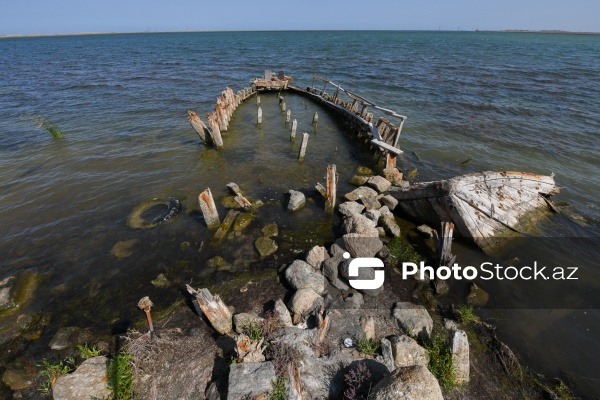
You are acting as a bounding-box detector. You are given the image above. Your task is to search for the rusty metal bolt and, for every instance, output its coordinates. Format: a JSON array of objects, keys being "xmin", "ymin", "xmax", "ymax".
[{"xmin": 137, "ymin": 296, "xmax": 154, "ymax": 335}]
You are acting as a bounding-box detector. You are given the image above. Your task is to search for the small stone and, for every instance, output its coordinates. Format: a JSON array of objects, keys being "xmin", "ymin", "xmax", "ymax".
[
  {"xmin": 342, "ymin": 214, "xmax": 379, "ymax": 237},
  {"xmin": 467, "ymin": 283, "xmax": 489, "ymax": 306},
  {"xmin": 364, "ymin": 209, "xmax": 381, "ymax": 224},
  {"xmin": 360, "ymin": 316, "xmax": 376, "ymax": 340},
  {"xmin": 305, "ymin": 245, "xmax": 327, "ymax": 269},
  {"xmin": 361, "ymin": 195, "xmax": 382, "ymax": 210},
  {"xmin": 377, "ymin": 227, "xmax": 386, "ymax": 237},
  {"xmin": 151, "ymin": 273, "xmax": 170, "ymax": 288},
  {"xmin": 380, "ymin": 195, "xmax": 398, "ymax": 210},
  {"xmin": 392, "ymin": 302, "xmax": 433, "ymax": 339},
  {"xmin": 417, "ymin": 224, "xmax": 435, "ymax": 238},
  {"xmin": 382, "ymin": 167, "xmax": 404, "ymax": 186},
  {"xmin": 49, "ymin": 327, "xmax": 80, "ymax": 350},
  {"xmin": 261, "ymin": 223, "xmax": 279, "ymax": 237},
  {"xmin": 370, "ymin": 365, "xmax": 443, "ymax": 400},
  {"xmin": 322, "ymin": 256, "xmax": 341, "ymax": 283},
  {"xmin": 381, "ymin": 215, "xmax": 401, "ymax": 237},
  {"xmin": 274, "ymin": 299, "xmax": 293, "ymax": 326},
  {"xmin": 285, "ymin": 260, "xmax": 325, "ymax": 293},
  {"xmin": 390, "ymin": 335, "xmax": 429, "ymax": 368},
  {"xmin": 345, "ymin": 292, "xmax": 364, "ymax": 308},
  {"xmin": 207, "ymin": 256, "xmax": 231, "ymax": 270},
  {"xmin": 344, "ymin": 186, "xmax": 378, "ymax": 202},
  {"xmin": 379, "ymin": 206, "xmax": 393, "ymax": 218},
  {"xmin": 342, "ymin": 233, "xmax": 384, "ymax": 258},
  {"xmin": 288, "ymin": 190, "xmax": 306, "ymax": 212},
  {"xmin": 287, "ymin": 288, "xmax": 322, "ymax": 316},
  {"xmin": 53, "ymin": 356, "xmax": 111, "ymax": 400},
  {"xmin": 349, "ymin": 175, "xmax": 370, "ymax": 186},
  {"xmin": 255, "ymin": 236, "xmax": 278, "ymax": 257},
  {"xmin": 444, "ymin": 318, "xmax": 459, "ymax": 331},
  {"xmin": 110, "ymin": 239, "xmax": 139, "ymax": 258},
  {"xmin": 379, "ymin": 338, "xmax": 395, "ymax": 372},
  {"xmin": 367, "ymin": 176, "xmax": 392, "ymax": 193},
  {"xmin": 338, "ymin": 201, "xmax": 365, "ymax": 217},
  {"xmin": 451, "ymin": 330, "xmax": 470, "ymax": 383}
]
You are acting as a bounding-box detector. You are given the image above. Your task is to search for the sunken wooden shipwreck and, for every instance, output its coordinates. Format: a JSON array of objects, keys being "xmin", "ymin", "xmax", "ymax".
[{"xmin": 187, "ymin": 70, "xmax": 559, "ymax": 253}]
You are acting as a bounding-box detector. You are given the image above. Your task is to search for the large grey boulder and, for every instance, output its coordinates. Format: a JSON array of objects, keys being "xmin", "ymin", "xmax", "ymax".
[
  {"xmin": 392, "ymin": 302, "xmax": 433, "ymax": 339},
  {"xmin": 451, "ymin": 329, "xmax": 470, "ymax": 383},
  {"xmin": 342, "ymin": 233, "xmax": 384, "ymax": 258},
  {"xmin": 338, "ymin": 201, "xmax": 365, "ymax": 217},
  {"xmin": 391, "ymin": 335, "xmax": 429, "ymax": 368},
  {"xmin": 227, "ymin": 362, "xmax": 276, "ymax": 399},
  {"xmin": 344, "ymin": 186, "xmax": 378, "ymax": 201},
  {"xmin": 367, "ymin": 176, "xmax": 392, "ymax": 193},
  {"xmin": 285, "ymin": 260, "xmax": 325, "ymax": 293},
  {"xmin": 274, "ymin": 299, "xmax": 293, "ymax": 326},
  {"xmin": 288, "ymin": 190, "xmax": 306, "ymax": 212},
  {"xmin": 369, "ymin": 365, "xmax": 444, "ymax": 400},
  {"xmin": 53, "ymin": 357, "xmax": 111, "ymax": 400}
]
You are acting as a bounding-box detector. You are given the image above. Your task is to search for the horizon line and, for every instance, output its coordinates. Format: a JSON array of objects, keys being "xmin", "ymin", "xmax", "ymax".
[{"xmin": 2, "ymin": 28, "xmax": 600, "ymax": 39}]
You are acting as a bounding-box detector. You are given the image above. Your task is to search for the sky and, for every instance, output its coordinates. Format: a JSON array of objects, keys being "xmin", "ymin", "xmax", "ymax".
[{"xmin": 1, "ymin": 0, "xmax": 599, "ymax": 35}]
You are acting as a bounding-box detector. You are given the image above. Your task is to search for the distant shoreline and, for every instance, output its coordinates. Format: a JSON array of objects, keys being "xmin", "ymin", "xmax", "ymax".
[{"xmin": 1, "ymin": 29, "xmax": 599, "ymax": 39}]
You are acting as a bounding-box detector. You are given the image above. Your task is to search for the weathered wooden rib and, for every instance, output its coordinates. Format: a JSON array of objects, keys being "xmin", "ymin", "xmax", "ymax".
[{"xmin": 387, "ymin": 171, "xmax": 559, "ymax": 252}]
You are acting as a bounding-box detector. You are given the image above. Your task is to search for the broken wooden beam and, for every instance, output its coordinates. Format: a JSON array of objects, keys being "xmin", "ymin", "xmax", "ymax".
[
  {"xmin": 298, "ymin": 133, "xmax": 309, "ymax": 160},
  {"xmin": 186, "ymin": 285, "xmax": 232, "ymax": 334},
  {"xmin": 213, "ymin": 209, "xmax": 241, "ymax": 243},
  {"xmin": 198, "ymin": 188, "xmax": 220, "ymax": 229},
  {"xmin": 325, "ymin": 164, "xmax": 337, "ymax": 212}
]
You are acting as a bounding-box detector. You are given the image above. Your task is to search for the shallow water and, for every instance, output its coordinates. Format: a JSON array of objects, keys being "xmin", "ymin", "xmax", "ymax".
[{"xmin": 0, "ymin": 31, "xmax": 599, "ymax": 397}]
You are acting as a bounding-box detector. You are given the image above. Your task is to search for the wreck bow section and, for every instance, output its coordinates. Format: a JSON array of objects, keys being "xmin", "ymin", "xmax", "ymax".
[{"xmin": 387, "ymin": 171, "xmax": 559, "ymax": 252}]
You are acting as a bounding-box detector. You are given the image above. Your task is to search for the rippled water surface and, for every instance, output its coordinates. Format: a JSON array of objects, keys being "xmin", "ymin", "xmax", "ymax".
[{"xmin": 1, "ymin": 31, "xmax": 599, "ymax": 397}]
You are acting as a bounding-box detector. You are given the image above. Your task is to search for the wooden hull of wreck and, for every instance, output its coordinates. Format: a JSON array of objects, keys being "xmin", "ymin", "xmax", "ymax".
[{"xmin": 388, "ymin": 171, "xmax": 558, "ymax": 253}]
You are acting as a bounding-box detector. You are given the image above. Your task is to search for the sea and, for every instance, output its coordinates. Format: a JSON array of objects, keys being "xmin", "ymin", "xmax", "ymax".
[{"xmin": 0, "ymin": 31, "xmax": 599, "ymax": 398}]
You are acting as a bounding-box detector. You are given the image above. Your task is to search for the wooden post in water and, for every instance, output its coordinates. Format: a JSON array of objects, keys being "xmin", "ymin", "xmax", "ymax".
[
  {"xmin": 286, "ymin": 109, "xmax": 291, "ymax": 123},
  {"xmin": 216, "ymin": 99, "xmax": 227, "ymax": 131},
  {"xmin": 433, "ymin": 222, "xmax": 455, "ymax": 295},
  {"xmin": 298, "ymin": 133, "xmax": 309, "ymax": 160},
  {"xmin": 281, "ymin": 102, "xmax": 286, "ymax": 112},
  {"xmin": 257, "ymin": 107, "xmax": 262, "ymax": 125},
  {"xmin": 198, "ymin": 188, "xmax": 221, "ymax": 229},
  {"xmin": 386, "ymin": 153, "xmax": 397, "ymax": 169},
  {"xmin": 257, "ymin": 95, "xmax": 261, "ymax": 105},
  {"xmin": 325, "ymin": 164, "xmax": 337, "ymax": 212},
  {"xmin": 207, "ymin": 113, "xmax": 224, "ymax": 149},
  {"xmin": 187, "ymin": 110, "xmax": 210, "ymax": 144},
  {"xmin": 360, "ymin": 104, "xmax": 369, "ymax": 119},
  {"xmin": 290, "ymin": 119, "xmax": 297, "ymax": 139},
  {"xmin": 313, "ymin": 112, "xmax": 319, "ymax": 125}
]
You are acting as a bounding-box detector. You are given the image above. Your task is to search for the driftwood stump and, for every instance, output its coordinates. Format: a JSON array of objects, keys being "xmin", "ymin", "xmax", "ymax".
[{"xmin": 186, "ymin": 285, "xmax": 232, "ymax": 334}]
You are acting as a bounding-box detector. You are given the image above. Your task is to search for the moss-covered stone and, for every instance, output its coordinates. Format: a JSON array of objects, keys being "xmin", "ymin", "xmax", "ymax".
[
  {"xmin": 110, "ymin": 239, "xmax": 139, "ymax": 258},
  {"xmin": 261, "ymin": 223, "xmax": 278, "ymax": 238},
  {"xmin": 255, "ymin": 236, "xmax": 278, "ymax": 257}
]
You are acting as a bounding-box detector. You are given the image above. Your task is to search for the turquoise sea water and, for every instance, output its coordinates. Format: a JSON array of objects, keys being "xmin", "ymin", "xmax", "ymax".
[{"xmin": 0, "ymin": 31, "xmax": 599, "ymax": 397}]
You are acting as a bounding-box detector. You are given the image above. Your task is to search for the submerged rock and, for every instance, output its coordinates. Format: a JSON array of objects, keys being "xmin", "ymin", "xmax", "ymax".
[
  {"xmin": 255, "ymin": 236, "xmax": 278, "ymax": 257},
  {"xmin": 110, "ymin": 239, "xmax": 139, "ymax": 258},
  {"xmin": 392, "ymin": 302, "xmax": 433, "ymax": 340},
  {"xmin": 1, "ymin": 357, "xmax": 37, "ymax": 390},
  {"xmin": 234, "ymin": 212, "xmax": 254, "ymax": 232},
  {"xmin": 356, "ymin": 166, "xmax": 373, "ymax": 175},
  {"xmin": 261, "ymin": 223, "xmax": 279, "ymax": 237},
  {"xmin": 468, "ymin": 282, "xmax": 489, "ymax": 306},
  {"xmin": 287, "ymin": 190, "xmax": 306, "ymax": 212},
  {"xmin": 151, "ymin": 273, "xmax": 171, "ymax": 288},
  {"xmin": 53, "ymin": 356, "xmax": 111, "ymax": 400},
  {"xmin": 369, "ymin": 365, "xmax": 443, "ymax": 400},
  {"xmin": 349, "ymin": 175, "xmax": 370, "ymax": 186},
  {"xmin": 0, "ymin": 269, "xmax": 39, "ymax": 318}
]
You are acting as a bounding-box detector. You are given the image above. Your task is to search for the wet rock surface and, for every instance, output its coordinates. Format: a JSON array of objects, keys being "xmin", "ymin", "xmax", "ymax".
[
  {"xmin": 393, "ymin": 302, "xmax": 433, "ymax": 339},
  {"xmin": 287, "ymin": 190, "xmax": 306, "ymax": 212},
  {"xmin": 53, "ymin": 356, "xmax": 111, "ymax": 400}
]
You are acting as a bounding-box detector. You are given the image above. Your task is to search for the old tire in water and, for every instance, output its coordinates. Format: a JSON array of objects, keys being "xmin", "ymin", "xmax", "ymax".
[{"xmin": 127, "ymin": 198, "xmax": 182, "ymax": 229}]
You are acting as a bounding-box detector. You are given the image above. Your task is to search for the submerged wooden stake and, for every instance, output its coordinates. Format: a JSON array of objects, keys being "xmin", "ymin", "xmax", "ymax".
[
  {"xmin": 286, "ymin": 109, "xmax": 291, "ymax": 123},
  {"xmin": 281, "ymin": 102, "xmax": 286, "ymax": 112},
  {"xmin": 257, "ymin": 95, "xmax": 261, "ymax": 105},
  {"xmin": 198, "ymin": 188, "xmax": 220, "ymax": 229},
  {"xmin": 325, "ymin": 164, "xmax": 337, "ymax": 212},
  {"xmin": 187, "ymin": 110, "xmax": 210, "ymax": 144},
  {"xmin": 257, "ymin": 107, "xmax": 262, "ymax": 125},
  {"xmin": 137, "ymin": 296, "xmax": 154, "ymax": 335},
  {"xmin": 298, "ymin": 133, "xmax": 309, "ymax": 160},
  {"xmin": 386, "ymin": 153, "xmax": 397, "ymax": 169},
  {"xmin": 290, "ymin": 119, "xmax": 297, "ymax": 139},
  {"xmin": 207, "ymin": 113, "xmax": 223, "ymax": 149},
  {"xmin": 313, "ymin": 112, "xmax": 319, "ymax": 125}
]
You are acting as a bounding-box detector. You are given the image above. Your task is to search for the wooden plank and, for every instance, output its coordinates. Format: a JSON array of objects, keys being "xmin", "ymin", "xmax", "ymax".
[
  {"xmin": 371, "ymin": 139, "xmax": 403, "ymax": 155},
  {"xmin": 213, "ymin": 209, "xmax": 241, "ymax": 243}
]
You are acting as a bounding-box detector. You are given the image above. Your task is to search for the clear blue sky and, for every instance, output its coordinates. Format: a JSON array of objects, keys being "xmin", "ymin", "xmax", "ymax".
[{"xmin": 1, "ymin": 0, "xmax": 599, "ymax": 35}]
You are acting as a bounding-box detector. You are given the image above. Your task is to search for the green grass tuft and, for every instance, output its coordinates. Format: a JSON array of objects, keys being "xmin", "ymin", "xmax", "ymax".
[
  {"xmin": 422, "ymin": 334, "xmax": 457, "ymax": 392},
  {"xmin": 108, "ymin": 351, "xmax": 135, "ymax": 400},
  {"xmin": 37, "ymin": 357, "xmax": 75, "ymax": 394},
  {"xmin": 245, "ymin": 322, "xmax": 264, "ymax": 341},
  {"xmin": 355, "ymin": 337, "xmax": 380, "ymax": 357},
  {"xmin": 77, "ymin": 343, "xmax": 102, "ymax": 359},
  {"xmin": 269, "ymin": 376, "xmax": 288, "ymax": 400},
  {"xmin": 457, "ymin": 304, "xmax": 479, "ymax": 324},
  {"xmin": 388, "ymin": 237, "xmax": 422, "ymax": 266}
]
